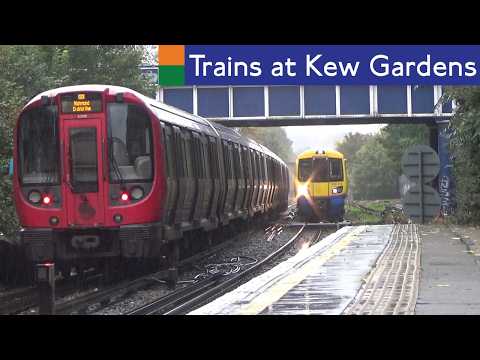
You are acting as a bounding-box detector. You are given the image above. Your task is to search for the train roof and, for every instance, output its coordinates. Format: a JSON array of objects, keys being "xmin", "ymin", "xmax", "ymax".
[
  {"xmin": 25, "ymin": 85, "xmax": 285, "ymax": 165},
  {"xmin": 297, "ymin": 149, "xmax": 344, "ymax": 160}
]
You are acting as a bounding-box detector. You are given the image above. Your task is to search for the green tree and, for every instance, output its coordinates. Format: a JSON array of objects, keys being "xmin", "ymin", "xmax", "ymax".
[
  {"xmin": 335, "ymin": 132, "xmax": 374, "ymax": 162},
  {"xmin": 350, "ymin": 137, "xmax": 398, "ymax": 200},
  {"xmin": 237, "ymin": 127, "xmax": 295, "ymax": 162}
]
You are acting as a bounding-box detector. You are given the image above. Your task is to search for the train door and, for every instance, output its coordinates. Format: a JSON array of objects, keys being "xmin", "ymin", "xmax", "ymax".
[{"xmin": 63, "ymin": 118, "xmax": 106, "ymax": 227}]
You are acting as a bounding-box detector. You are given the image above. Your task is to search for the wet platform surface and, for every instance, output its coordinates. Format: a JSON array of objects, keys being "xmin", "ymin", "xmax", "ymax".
[{"xmin": 190, "ymin": 225, "xmax": 393, "ymax": 315}]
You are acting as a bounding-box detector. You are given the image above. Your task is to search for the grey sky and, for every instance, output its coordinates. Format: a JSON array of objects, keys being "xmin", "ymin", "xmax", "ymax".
[{"xmin": 286, "ymin": 124, "xmax": 385, "ymax": 154}]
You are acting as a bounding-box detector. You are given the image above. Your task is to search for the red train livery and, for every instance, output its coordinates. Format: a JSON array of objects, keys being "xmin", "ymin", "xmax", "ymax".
[{"xmin": 13, "ymin": 85, "xmax": 289, "ymax": 273}]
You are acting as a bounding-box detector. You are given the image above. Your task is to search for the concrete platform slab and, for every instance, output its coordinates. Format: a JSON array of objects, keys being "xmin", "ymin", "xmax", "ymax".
[{"xmin": 416, "ymin": 225, "xmax": 480, "ymax": 315}]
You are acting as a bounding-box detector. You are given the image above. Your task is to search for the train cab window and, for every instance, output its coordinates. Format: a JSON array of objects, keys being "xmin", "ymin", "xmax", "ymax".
[
  {"xmin": 18, "ymin": 105, "xmax": 60, "ymax": 185},
  {"xmin": 107, "ymin": 103, "xmax": 153, "ymax": 183},
  {"xmin": 312, "ymin": 157, "xmax": 329, "ymax": 182},
  {"xmin": 330, "ymin": 158, "xmax": 344, "ymax": 181},
  {"xmin": 298, "ymin": 159, "xmax": 312, "ymax": 182}
]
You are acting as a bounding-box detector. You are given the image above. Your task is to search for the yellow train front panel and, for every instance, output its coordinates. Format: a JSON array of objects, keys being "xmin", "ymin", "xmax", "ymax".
[{"xmin": 295, "ymin": 149, "xmax": 347, "ymax": 221}]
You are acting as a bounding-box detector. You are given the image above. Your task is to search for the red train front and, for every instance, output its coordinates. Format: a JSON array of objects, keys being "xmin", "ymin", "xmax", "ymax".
[{"xmin": 13, "ymin": 85, "xmax": 165, "ymax": 273}]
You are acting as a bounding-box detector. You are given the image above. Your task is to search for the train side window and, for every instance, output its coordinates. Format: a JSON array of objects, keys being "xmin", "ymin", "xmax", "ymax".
[
  {"xmin": 255, "ymin": 152, "xmax": 261, "ymax": 182},
  {"xmin": 251, "ymin": 150, "xmax": 257, "ymax": 182},
  {"xmin": 183, "ymin": 131, "xmax": 193, "ymax": 178},
  {"xmin": 201, "ymin": 136, "xmax": 208, "ymax": 179},
  {"xmin": 222, "ymin": 142, "xmax": 227, "ymax": 179},
  {"xmin": 242, "ymin": 147, "xmax": 250, "ymax": 179},
  {"xmin": 173, "ymin": 127, "xmax": 184, "ymax": 178},
  {"xmin": 191, "ymin": 133, "xmax": 201, "ymax": 178},
  {"xmin": 208, "ymin": 137, "xmax": 219, "ymax": 179},
  {"xmin": 222, "ymin": 141, "xmax": 230, "ymax": 179},
  {"xmin": 232, "ymin": 144, "xmax": 242, "ymax": 179},
  {"xmin": 162, "ymin": 123, "xmax": 175, "ymax": 178}
]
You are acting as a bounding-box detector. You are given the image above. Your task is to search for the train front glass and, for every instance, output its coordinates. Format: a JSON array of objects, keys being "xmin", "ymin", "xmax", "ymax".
[{"xmin": 18, "ymin": 106, "xmax": 60, "ymax": 188}]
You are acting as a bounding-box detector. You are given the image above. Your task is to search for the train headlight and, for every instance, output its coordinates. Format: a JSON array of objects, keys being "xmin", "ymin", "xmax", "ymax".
[
  {"xmin": 130, "ymin": 186, "xmax": 144, "ymax": 200},
  {"xmin": 28, "ymin": 190, "xmax": 42, "ymax": 204},
  {"xmin": 49, "ymin": 216, "xmax": 59, "ymax": 226},
  {"xmin": 332, "ymin": 186, "xmax": 343, "ymax": 194},
  {"xmin": 42, "ymin": 195, "xmax": 52, "ymax": 205},
  {"xmin": 120, "ymin": 191, "xmax": 129, "ymax": 202}
]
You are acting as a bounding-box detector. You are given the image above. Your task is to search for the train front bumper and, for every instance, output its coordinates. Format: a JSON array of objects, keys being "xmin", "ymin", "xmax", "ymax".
[
  {"xmin": 297, "ymin": 195, "xmax": 345, "ymax": 219},
  {"xmin": 19, "ymin": 223, "xmax": 165, "ymax": 262}
]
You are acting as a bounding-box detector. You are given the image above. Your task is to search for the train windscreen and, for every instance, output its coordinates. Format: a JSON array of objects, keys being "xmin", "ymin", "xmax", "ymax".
[
  {"xmin": 299, "ymin": 157, "xmax": 343, "ymax": 182},
  {"xmin": 312, "ymin": 157, "xmax": 329, "ymax": 181},
  {"xmin": 18, "ymin": 106, "xmax": 60, "ymax": 185},
  {"xmin": 107, "ymin": 103, "xmax": 153, "ymax": 183}
]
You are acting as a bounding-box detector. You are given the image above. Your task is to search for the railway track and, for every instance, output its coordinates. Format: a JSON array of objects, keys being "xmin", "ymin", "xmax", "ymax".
[
  {"xmin": 2, "ymin": 209, "xmax": 300, "ymax": 315},
  {"xmin": 127, "ymin": 224, "xmax": 307, "ymax": 315},
  {"xmin": 0, "ymin": 275, "xmax": 101, "ymax": 315}
]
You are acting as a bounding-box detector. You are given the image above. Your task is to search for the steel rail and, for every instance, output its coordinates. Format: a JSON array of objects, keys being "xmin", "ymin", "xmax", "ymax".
[{"xmin": 127, "ymin": 224, "xmax": 306, "ymax": 315}]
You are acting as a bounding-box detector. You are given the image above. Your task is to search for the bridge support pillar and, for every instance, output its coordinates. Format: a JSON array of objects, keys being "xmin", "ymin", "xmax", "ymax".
[{"xmin": 436, "ymin": 120, "xmax": 456, "ymax": 216}]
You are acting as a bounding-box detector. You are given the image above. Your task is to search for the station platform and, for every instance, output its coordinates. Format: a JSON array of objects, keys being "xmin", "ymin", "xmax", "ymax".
[{"xmin": 190, "ymin": 223, "xmax": 480, "ymax": 315}]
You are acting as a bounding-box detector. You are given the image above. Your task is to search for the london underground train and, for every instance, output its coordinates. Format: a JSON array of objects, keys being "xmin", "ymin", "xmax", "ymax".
[
  {"xmin": 295, "ymin": 149, "xmax": 348, "ymax": 221},
  {"xmin": 13, "ymin": 85, "xmax": 289, "ymax": 276}
]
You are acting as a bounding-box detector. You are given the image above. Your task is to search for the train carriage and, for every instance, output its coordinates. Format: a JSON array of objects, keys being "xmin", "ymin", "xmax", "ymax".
[{"xmin": 12, "ymin": 85, "xmax": 289, "ymax": 276}]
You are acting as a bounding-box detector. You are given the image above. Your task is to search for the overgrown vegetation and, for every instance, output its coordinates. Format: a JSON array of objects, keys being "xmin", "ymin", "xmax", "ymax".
[
  {"xmin": 444, "ymin": 87, "xmax": 480, "ymax": 224},
  {"xmin": 0, "ymin": 45, "xmax": 153, "ymax": 237},
  {"xmin": 345, "ymin": 199, "xmax": 408, "ymax": 224}
]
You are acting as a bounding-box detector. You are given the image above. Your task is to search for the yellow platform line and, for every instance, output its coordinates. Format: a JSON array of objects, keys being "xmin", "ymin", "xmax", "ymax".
[{"xmin": 236, "ymin": 226, "xmax": 367, "ymax": 315}]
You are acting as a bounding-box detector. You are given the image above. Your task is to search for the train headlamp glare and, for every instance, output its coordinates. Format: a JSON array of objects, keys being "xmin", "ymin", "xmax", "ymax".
[
  {"xmin": 332, "ymin": 186, "xmax": 343, "ymax": 194},
  {"xmin": 297, "ymin": 184, "xmax": 309, "ymax": 197}
]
